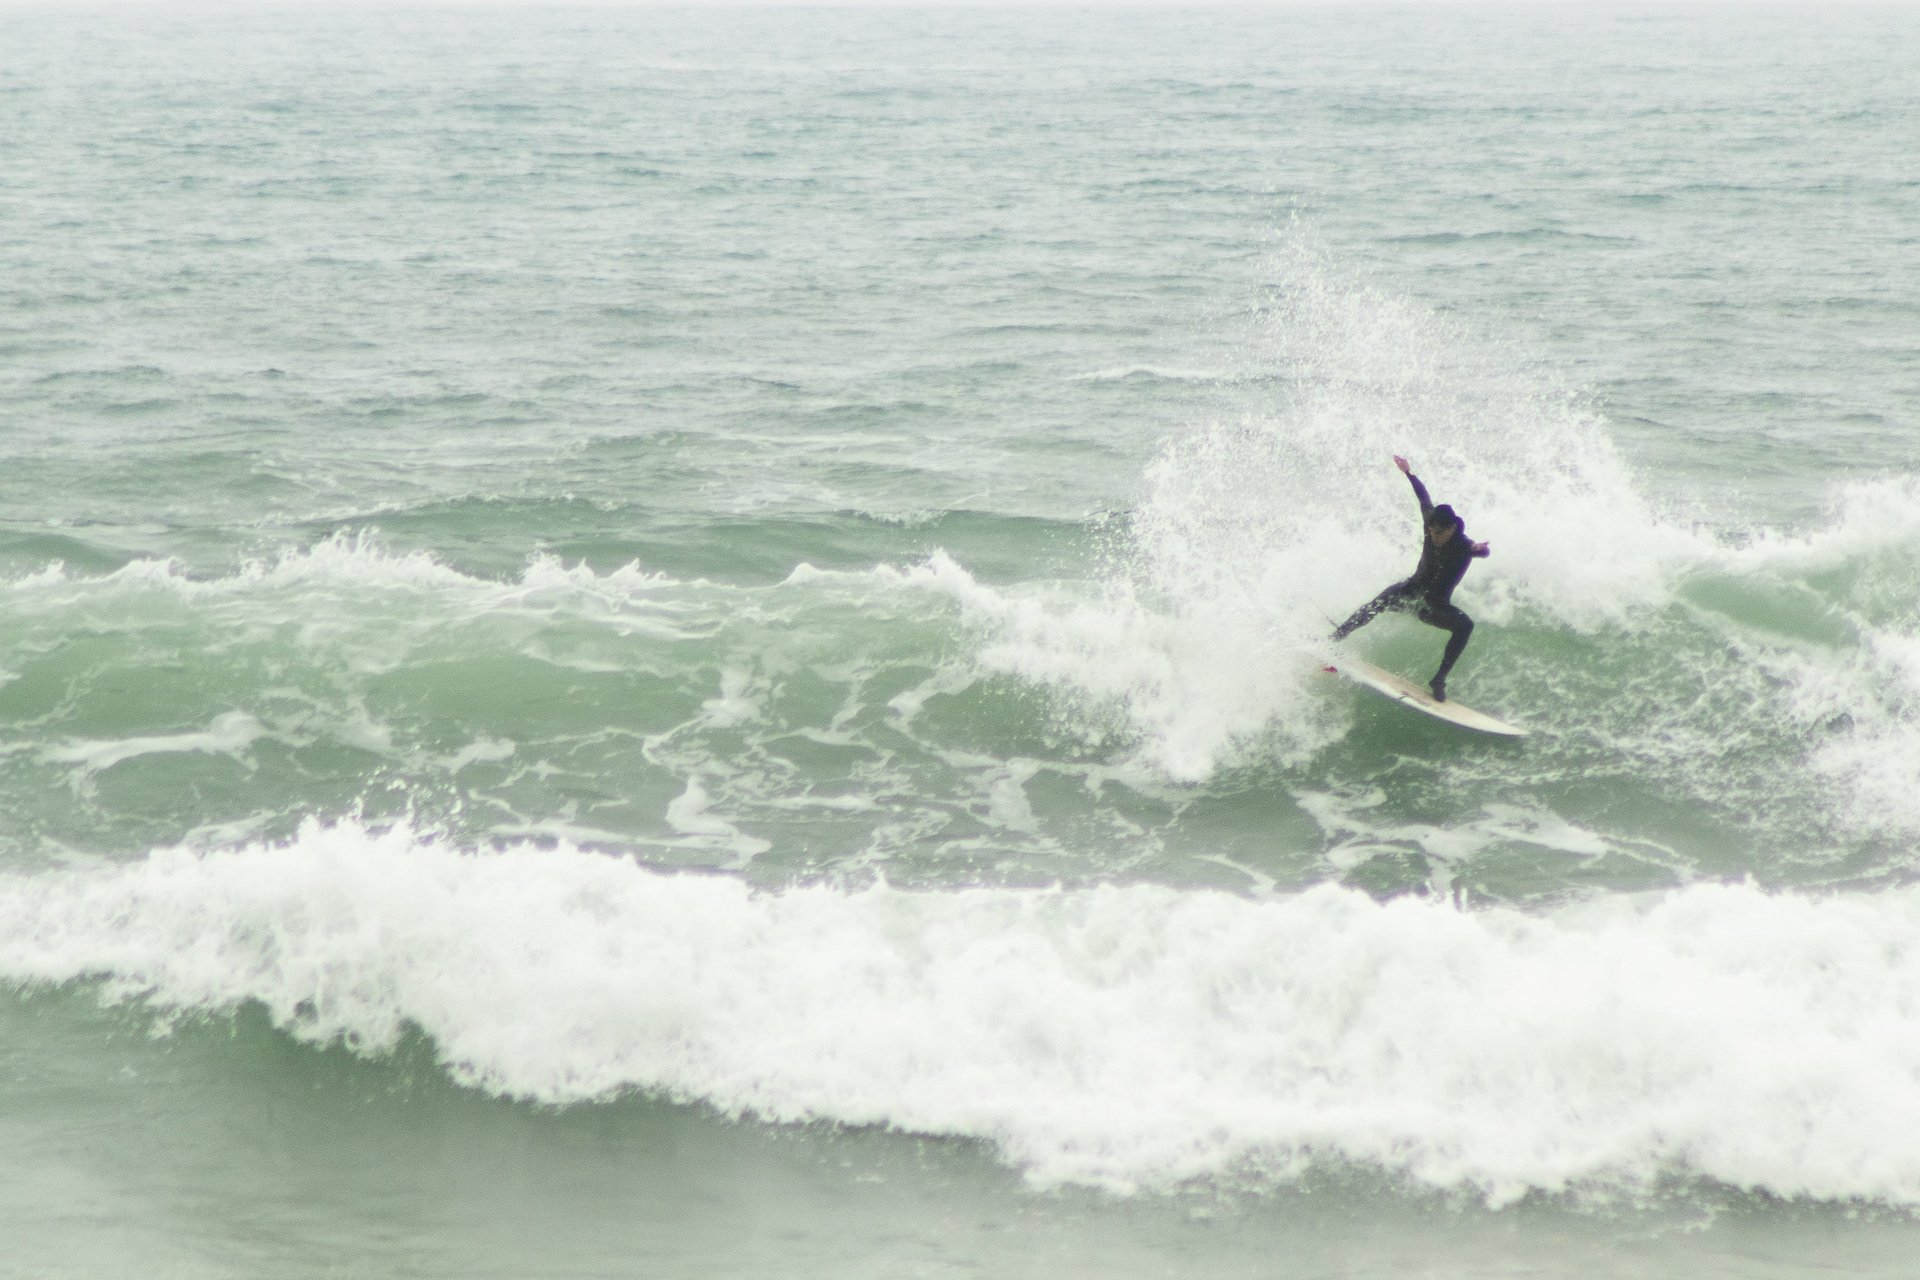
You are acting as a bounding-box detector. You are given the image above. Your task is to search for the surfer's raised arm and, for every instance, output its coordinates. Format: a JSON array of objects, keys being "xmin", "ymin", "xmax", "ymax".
[{"xmin": 1393, "ymin": 454, "xmax": 1435, "ymax": 520}]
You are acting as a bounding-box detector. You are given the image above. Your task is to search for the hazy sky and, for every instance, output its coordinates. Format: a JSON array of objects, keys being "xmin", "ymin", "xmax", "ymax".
[{"xmin": 2, "ymin": 0, "xmax": 1897, "ymax": 7}]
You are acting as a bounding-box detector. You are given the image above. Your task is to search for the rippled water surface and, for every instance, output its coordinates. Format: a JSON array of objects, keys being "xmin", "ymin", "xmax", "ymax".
[{"xmin": 3, "ymin": 5, "xmax": 1920, "ymax": 1277}]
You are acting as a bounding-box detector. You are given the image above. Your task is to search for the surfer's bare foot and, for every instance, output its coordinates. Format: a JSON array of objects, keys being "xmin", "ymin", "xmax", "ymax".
[{"xmin": 1429, "ymin": 675, "xmax": 1447, "ymax": 702}]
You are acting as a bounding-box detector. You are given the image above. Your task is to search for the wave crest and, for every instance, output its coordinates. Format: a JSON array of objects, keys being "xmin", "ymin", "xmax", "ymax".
[{"xmin": 7, "ymin": 820, "xmax": 1920, "ymax": 1206}]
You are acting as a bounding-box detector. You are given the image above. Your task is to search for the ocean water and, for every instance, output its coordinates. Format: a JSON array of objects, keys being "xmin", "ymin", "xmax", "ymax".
[{"xmin": 4, "ymin": 3, "xmax": 1920, "ymax": 1275}]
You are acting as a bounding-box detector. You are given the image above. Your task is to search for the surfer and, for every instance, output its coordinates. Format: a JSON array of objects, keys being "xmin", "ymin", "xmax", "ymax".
[{"xmin": 1329, "ymin": 455, "xmax": 1489, "ymax": 702}]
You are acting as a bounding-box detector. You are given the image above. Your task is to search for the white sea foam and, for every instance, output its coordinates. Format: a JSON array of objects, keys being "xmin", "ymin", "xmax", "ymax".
[
  {"xmin": 1692, "ymin": 477, "xmax": 1920, "ymax": 837},
  {"xmin": 6, "ymin": 820, "xmax": 1920, "ymax": 1208},
  {"xmin": 0, "ymin": 535, "xmax": 741, "ymax": 689},
  {"xmin": 0, "ymin": 533, "xmax": 676, "ymax": 611},
  {"xmin": 664, "ymin": 774, "xmax": 773, "ymax": 865},
  {"xmin": 43, "ymin": 710, "xmax": 268, "ymax": 778},
  {"xmin": 894, "ymin": 550, "xmax": 1333, "ymax": 780},
  {"xmin": 1730, "ymin": 477, "xmax": 1920, "ymax": 584}
]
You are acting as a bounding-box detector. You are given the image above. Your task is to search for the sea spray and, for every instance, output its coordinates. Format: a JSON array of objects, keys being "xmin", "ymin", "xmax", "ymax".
[{"xmin": 923, "ymin": 236, "xmax": 1707, "ymax": 779}]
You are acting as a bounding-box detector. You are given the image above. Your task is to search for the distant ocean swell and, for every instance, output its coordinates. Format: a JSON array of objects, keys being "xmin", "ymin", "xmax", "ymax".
[{"xmin": 4, "ymin": 818, "xmax": 1920, "ymax": 1208}]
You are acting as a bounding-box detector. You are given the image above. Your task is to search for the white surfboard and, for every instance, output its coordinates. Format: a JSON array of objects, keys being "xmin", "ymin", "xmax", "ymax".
[{"xmin": 1320, "ymin": 655, "xmax": 1527, "ymax": 738}]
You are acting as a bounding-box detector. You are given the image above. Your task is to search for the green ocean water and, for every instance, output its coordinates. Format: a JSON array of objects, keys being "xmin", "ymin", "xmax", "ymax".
[{"xmin": 4, "ymin": 4, "xmax": 1920, "ymax": 1276}]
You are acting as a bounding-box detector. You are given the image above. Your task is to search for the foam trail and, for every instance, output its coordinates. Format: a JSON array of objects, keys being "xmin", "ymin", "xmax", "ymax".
[
  {"xmin": 44, "ymin": 711, "xmax": 267, "ymax": 778},
  {"xmin": 6, "ymin": 820, "xmax": 1920, "ymax": 1207}
]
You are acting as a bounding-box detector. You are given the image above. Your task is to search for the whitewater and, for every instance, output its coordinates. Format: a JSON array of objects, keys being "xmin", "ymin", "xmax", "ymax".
[{"xmin": 9, "ymin": 819, "xmax": 1920, "ymax": 1210}]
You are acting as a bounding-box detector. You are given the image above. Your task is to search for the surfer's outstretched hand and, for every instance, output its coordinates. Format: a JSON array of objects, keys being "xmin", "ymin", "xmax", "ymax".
[{"xmin": 1393, "ymin": 454, "xmax": 1410, "ymax": 474}]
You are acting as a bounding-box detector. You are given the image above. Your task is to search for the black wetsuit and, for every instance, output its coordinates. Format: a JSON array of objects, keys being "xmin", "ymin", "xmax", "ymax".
[{"xmin": 1330, "ymin": 471, "xmax": 1487, "ymax": 695}]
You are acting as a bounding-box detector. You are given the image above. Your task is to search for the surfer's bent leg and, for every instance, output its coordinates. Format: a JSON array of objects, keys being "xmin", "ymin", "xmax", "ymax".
[
  {"xmin": 1331, "ymin": 581, "xmax": 1414, "ymax": 641},
  {"xmin": 1418, "ymin": 600, "xmax": 1474, "ymax": 694}
]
